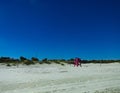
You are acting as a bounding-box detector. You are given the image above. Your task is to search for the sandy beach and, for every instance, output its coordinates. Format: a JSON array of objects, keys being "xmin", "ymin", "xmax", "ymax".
[{"xmin": 0, "ymin": 63, "xmax": 120, "ymax": 93}]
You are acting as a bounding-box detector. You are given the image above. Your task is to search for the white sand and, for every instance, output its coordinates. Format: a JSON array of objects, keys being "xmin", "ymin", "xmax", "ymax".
[{"xmin": 0, "ymin": 63, "xmax": 120, "ymax": 93}]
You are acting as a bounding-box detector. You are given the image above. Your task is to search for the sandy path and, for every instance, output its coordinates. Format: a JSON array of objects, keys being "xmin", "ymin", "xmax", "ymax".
[{"xmin": 0, "ymin": 63, "xmax": 120, "ymax": 93}]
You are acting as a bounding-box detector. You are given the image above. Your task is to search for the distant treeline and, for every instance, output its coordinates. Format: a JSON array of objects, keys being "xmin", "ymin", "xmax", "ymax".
[{"xmin": 0, "ymin": 56, "xmax": 120, "ymax": 66}]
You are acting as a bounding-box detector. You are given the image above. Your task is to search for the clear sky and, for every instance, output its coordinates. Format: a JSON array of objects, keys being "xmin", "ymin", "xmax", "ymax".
[{"xmin": 0, "ymin": 0, "xmax": 120, "ymax": 60}]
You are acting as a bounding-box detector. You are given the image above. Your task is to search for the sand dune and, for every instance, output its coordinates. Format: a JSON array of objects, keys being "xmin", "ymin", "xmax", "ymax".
[{"xmin": 0, "ymin": 63, "xmax": 120, "ymax": 93}]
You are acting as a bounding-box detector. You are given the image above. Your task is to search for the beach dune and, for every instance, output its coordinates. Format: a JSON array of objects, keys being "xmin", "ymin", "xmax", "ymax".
[{"xmin": 0, "ymin": 63, "xmax": 120, "ymax": 93}]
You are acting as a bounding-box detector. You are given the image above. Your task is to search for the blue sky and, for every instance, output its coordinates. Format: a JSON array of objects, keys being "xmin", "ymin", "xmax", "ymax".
[{"xmin": 0, "ymin": 0, "xmax": 120, "ymax": 60}]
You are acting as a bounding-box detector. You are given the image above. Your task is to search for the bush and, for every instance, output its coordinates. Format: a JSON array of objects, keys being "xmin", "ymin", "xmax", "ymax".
[
  {"xmin": 66, "ymin": 61, "xmax": 73, "ymax": 64},
  {"xmin": 54, "ymin": 61, "xmax": 60, "ymax": 64},
  {"xmin": 42, "ymin": 58, "xmax": 47, "ymax": 62},
  {"xmin": 39, "ymin": 62, "xmax": 43, "ymax": 64},
  {"xmin": 61, "ymin": 63, "xmax": 65, "ymax": 66},
  {"xmin": 20, "ymin": 56, "xmax": 27, "ymax": 62},
  {"xmin": 45, "ymin": 61, "xmax": 51, "ymax": 64},
  {"xmin": 24, "ymin": 60, "xmax": 35, "ymax": 65},
  {"xmin": 12, "ymin": 63, "xmax": 16, "ymax": 66},
  {"xmin": 31, "ymin": 57, "xmax": 39, "ymax": 62},
  {"xmin": 6, "ymin": 64, "xmax": 11, "ymax": 67}
]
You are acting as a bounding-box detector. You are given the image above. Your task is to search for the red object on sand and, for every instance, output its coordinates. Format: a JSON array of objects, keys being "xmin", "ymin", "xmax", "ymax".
[{"xmin": 74, "ymin": 58, "xmax": 81, "ymax": 67}]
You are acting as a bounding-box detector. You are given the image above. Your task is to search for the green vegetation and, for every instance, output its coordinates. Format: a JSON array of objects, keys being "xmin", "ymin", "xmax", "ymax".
[{"xmin": 0, "ymin": 56, "xmax": 120, "ymax": 66}]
